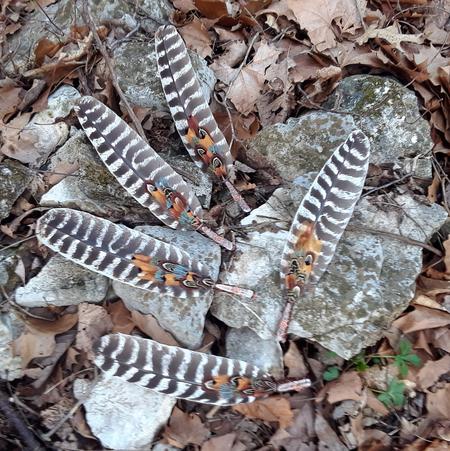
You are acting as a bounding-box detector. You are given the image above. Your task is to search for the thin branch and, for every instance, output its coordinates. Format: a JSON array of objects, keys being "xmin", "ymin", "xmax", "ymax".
[{"xmin": 81, "ymin": 1, "xmax": 147, "ymax": 141}]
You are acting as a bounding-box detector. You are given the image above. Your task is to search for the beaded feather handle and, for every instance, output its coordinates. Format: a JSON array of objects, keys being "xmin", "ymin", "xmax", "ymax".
[
  {"xmin": 277, "ymin": 130, "xmax": 371, "ymax": 341},
  {"xmin": 94, "ymin": 333, "xmax": 311, "ymax": 405},
  {"xmin": 155, "ymin": 25, "xmax": 251, "ymax": 213},
  {"xmin": 36, "ymin": 208, "xmax": 253, "ymax": 299},
  {"xmin": 74, "ymin": 96, "xmax": 233, "ymax": 250}
]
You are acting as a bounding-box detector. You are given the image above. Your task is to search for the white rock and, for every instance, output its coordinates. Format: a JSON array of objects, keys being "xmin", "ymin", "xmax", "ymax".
[
  {"xmin": 74, "ymin": 376, "xmax": 175, "ymax": 450},
  {"xmin": 15, "ymin": 255, "xmax": 108, "ymax": 307},
  {"xmin": 0, "ymin": 313, "xmax": 23, "ymax": 381}
]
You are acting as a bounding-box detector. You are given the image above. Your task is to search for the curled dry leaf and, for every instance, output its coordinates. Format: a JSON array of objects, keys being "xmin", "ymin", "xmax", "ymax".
[
  {"xmin": 233, "ymin": 396, "xmax": 293, "ymax": 429},
  {"xmin": 356, "ymin": 24, "xmax": 423, "ymax": 51},
  {"xmin": 323, "ymin": 371, "xmax": 363, "ymax": 404},
  {"xmin": 416, "ymin": 355, "xmax": 450, "ymax": 390},
  {"xmin": 180, "ymin": 17, "xmax": 212, "ymax": 58},
  {"xmin": 201, "ymin": 432, "xmax": 237, "ymax": 451},
  {"xmin": 130, "ymin": 311, "xmax": 179, "ymax": 346},
  {"xmin": 287, "ymin": 0, "xmax": 363, "ymax": 51},
  {"xmin": 393, "ymin": 306, "xmax": 450, "ymax": 334},
  {"xmin": 426, "ymin": 384, "xmax": 450, "ymax": 420},
  {"xmin": 164, "ymin": 406, "xmax": 210, "ymax": 447}
]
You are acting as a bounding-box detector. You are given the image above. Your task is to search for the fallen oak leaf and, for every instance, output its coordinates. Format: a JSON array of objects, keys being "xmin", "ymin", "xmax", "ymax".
[
  {"xmin": 233, "ymin": 396, "xmax": 293, "ymax": 429},
  {"xmin": 164, "ymin": 406, "xmax": 209, "ymax": 447},
  {"xmin": 321, "ymin": 371, "xmax": 363, "ymax": 404},
  {"xmin": 393, "ymin": 306, "xmax": 450, "ymax": 333},
  {"xmin": 179, "ymin": 17, "xmax": 212, "ymax": 58},
  {"xmin": 356, "ymin": 24, "xmax": 423, "ymax": 51},
  {"xmin": 106, "ymin": 300, "xmax": 134, "ymax": 334},
  {"xmin": 131, "ymin": 311, "xmax": 179, "ymax": 346},
  {"xmin": 416, "ymin": 355, "xmax": 450, "ymax": 390},
  {"xmin": 426, "ymin": 383, "xmax": 450, "ymax": 420}
]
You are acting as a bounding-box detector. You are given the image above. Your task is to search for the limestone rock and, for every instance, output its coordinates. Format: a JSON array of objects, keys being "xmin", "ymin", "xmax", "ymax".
[
  {"xmin": 114, "ymin": 40, "xmax": 216, "ymax": 110},
  {"xmin": 41, "ymin": 130, "xmax": 211, "ymax": 221},
  {"xmin": 0, "ymin": 312, "xmax": 23, "ymax": 381},
  {"xmin": 226, "ymin": 327, "xmax": 283, "ymax": 378},
  {"xmin": 113, "ymin": 226, "xmax": 221, "ymax": 349},
  {"xmin": 4, "ymin": 0, "xmax": 173, "ymax": 75},
  {"xmin": 213, "ymin": 186, "xmax": 447, "ymax": 359},
  {"xmin": 246, "ymin": 76, "xmax": 433, "ymax": 182},
  {"xmin": 74, "ymin": 376, "xmax": 175, "ymax": 450},
  {"xmin": 324, "ymin": 76, "xmax": 433, "ymax": 169},
  {"xmin": 15, "ymin": 255, "xmax": 108, "ymax": 307},
  {"xmin": 0, "ymin": 160, "xmax": 34, "ymax": 220},
  {"xmin": 1, "ymin": 85, "xmax": 78, "ymax": 166}
]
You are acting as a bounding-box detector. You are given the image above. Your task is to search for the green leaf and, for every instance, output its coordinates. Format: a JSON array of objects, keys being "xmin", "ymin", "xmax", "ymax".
[
  {"xmin": 351, "ymin": 353, "xmax": 369, "ymax": 372},
  {"xmin": 393, "ymin": 339, "xmax": 421, "ymax": 376},
  {"xmin": 377, "ymin": 379, "xmax": 406, "ymax": 408},
  {"xmin": 323, "ymin": 366, "xmax": 340, "ymax": 381},
  {"xmin": 325, "ymin": 351, "xmax": 338, "ymax": 359}
]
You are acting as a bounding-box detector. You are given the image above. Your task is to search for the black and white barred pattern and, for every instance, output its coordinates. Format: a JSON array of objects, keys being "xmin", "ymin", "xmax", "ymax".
[
  {"xmin": 155, "ymin": 25, "xmax": 234, "ymax": 178},
  {"xmin": 36, "ymin": 208, "xmax": 212, "ymax": 299},
  {"xmin": 74, "ymin": 96, "xmax": 203, "ymax": 229},
  {"xmin": 94, "ymin": 333, "xmax": 268, "ymax": 405},
  {"xmin": 280, "ymin": 130, "xmax": 370, "ymax": 286}
]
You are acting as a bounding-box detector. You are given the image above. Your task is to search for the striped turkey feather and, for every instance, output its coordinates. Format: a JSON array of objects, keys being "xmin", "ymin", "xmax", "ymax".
[
  {"xmin": 36, "ymin": 208, "xmax": 212, "ymax": 299},
  {"xmin": 94, "ymin": 333, "xmax": 310, "ymax": 405},
  {"xmin": 278, "ymin": 130, "xmax": 370, "ymax": 340},
  {"xmin": 74, "ymin": 95, "xmax": 202, "ymax": 230},
  {"xmin": 155, "ymin": 25, "xmax": 250, "ymax": 212},
  {"xmin": 74, "ymin": 96, "xmax": 234, "ymax": 249}
]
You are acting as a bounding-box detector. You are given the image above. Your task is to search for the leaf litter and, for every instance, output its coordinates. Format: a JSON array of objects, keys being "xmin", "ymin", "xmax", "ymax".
[{"xmin": 0, "ymin": 0, "xmax": 449, "ymax": 449}]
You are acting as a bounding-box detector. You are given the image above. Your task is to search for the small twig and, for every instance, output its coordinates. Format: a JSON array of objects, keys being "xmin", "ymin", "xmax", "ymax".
[
  {"xmin": 362, "ymin": 173, "xmax": 413, "ymax": 197},
  {"xmin": 32, "ymin": 0, "xmax": 65, "ymax": 36},
  {"xmin": 41, "ymin": 399, "xmax": 83, "ymax": 441},
  {"xmin": 0, "ymin": 236, "xmax": 37, "ymax": 254},
  {"xmin": 347, "ymin": 225, "xmax": 442, "ymax": 256},
  {"xmin": 81, "ymin": 1, "xmax": 147, "ymax": 141}
]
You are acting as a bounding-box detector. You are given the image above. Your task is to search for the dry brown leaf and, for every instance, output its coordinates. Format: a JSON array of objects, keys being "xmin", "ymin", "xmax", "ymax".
[
  {"xmin": 416, "ymin": 355, "xmax": 450, "ymax": 390},
  {"xmin": 179, "ymin": 17, "xmax": 212, "ymax": 58},
  {"xmin": 233, "ymin": 396, "xmax": 293, "ymax": 429},
  {"xmin": 131, "ymin": 311, "xmax": 179, "ymax": 346},
  {"xmin": 428, "ymin": 327, "xmax": 450, "ymax": 353},
  {"xmin": 194, "ymin": 0, "xmax": 228, "ymax": 19},
  {"xmin": 315, "ymin": 412, "xmax": 347, "ymax": 450},
  {"xmin": 324, "ymin": 371, "xmax": 363, "ymax": 404},
  {"xmin": 413, "ymin": 294, "xmax": 446, "ymax": 311},
  {"xmin": 393, "ymin": 306, "xmax": 450, "ymax": 333},
  {"xmin": 365, "ymin": 388, "xmax": 389, "ymax": 416},
  {"xmin": 356, "ymin": 24, "xmax": 423, "ymax": 50},
  {"xmin": 426, "ymin": 383, "xmax": 450, "ymax": 420},
  {"xmin": 76, "ymin": 303, "xmax": 112, "ymax": 356},
  {"xmin": 217, "ymin": 41, "xmax": 247, "ymax": 67},
  {"xmin": 165, "ymin": 407, "xmax": 209, "ymax": 447},
  {"xmin": 284, "ymin": 341, "xmax": 308, "ymax": 379},
  {"xmin": 14, "ymin": 331, "xmax": 55, "ymax": 368},
  {"xmin": 218, "ymin": 41, "xmax": 282, "ymax": 114},
  {"xmin": 107, "ymin": 300, "xmax": 135, "ymax": 334},
  {"xmin": 270, "ymin": 403, "xmax": 315, "ymax": 449},
  {"xmin": 173, "ymin": 0, "xmax": 197, "ymax": 13},
  {"xmin": 201, "ymin": 432, "xmax": 237, "ymax": 451},
  {"xmin": 287, "ymin": 0, "xmax": 363, "ymax": 51},
  {"xmin": 0, "ymin": 79, "xmax": 25, "ymax": 121}
]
